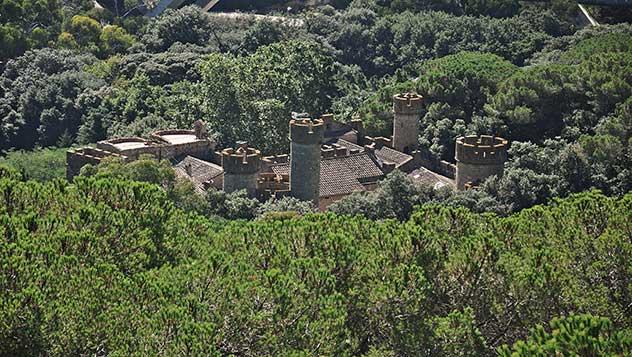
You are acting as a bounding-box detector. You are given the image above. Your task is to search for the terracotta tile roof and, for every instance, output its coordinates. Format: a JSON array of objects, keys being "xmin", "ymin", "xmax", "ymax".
[
  {"xmin": 408, "ymin": 167, "xmax": 455, "ymax": 190},
  {"xmin": 269, "ymin": 152, "xmax": 385, "ymax": 197},
  {"xmin": 173, "ymin": 156, "xmax": 223, "ymax": 194},
  {"xmin": 333, "ymin": 139, "xmax": 413, "ymax": 168},
  {"xmin": 375, "ymin": 146, "xmax": 413, "ymax": 167}
]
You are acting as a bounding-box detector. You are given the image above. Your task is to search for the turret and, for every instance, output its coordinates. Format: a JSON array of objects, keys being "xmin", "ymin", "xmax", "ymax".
[
  {"xmin": 289, "ymin": 118, "xmax": 324, "ymax": 205},
  {"xmin": 455, "ymin": 135, "xmax": 509, "ymax": 190},
  {"xmin": 392, "ymin": 92, "xmax": 424, "ymax": 154},
  {"xmin": 221, "ymin": 141, "xmax": 261, "ymax": 196}
]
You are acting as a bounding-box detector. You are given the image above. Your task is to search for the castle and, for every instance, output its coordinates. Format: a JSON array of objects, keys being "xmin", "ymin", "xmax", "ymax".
[{"xmin": 66, "ymin": 93, "xmax": 509, "ymax": 210}]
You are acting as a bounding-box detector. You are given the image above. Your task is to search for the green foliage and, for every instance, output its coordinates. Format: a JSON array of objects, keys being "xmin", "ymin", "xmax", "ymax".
[
  {"xmin": 68, "ymin": 15, "xmax": 101, "ymax": 47},
  {"xmin": 321, "ymin": 7, "xmax": 567, "ymax": 77},
  {"xmin": 418, "ymin": 52, "xmax": 518, "ymax": 119},
  {"xmin": 99, "ymin": 25, "xmax": 135, "ymax": 55},
  {"xmin": 0, "ymin": 148, "xmax": 66, "ymax": 181},
  {"xmin": 198, "ymin": 39, "xmax": 338, "ymax": 152},
  {"xmin": 80, "ymin": 155, "xmax": 176, "ymax": 188},
  {"xmin": 329, "ymin": 170, "xmax": 442, "ymax": 220},
  {"xmin": 140, "ymin": 6, "xmax": 218, "ymax": 52},
  {"xmin": 60, "ymin": 15, "xmax": 136, "ymax": 57},
  {"xmin": 238, "ymin": 20, "xmax": 291, "ymax": 55},
  {"xmin": 431, "ymin": 308, "xmax": 488, "ymax": 356},
  {"xmin": 488, "ymin": 64, "xmax": 581, "ymax": 142},
  {"xmin": 0, "ymin": 48, "xmax": 104, "ymax": 150},
  {"xmin": 576, "ymin": 51, "xmax": 632, "ymax": 118},
  {"xmin": 349, "ymin": 0, "xmax": 522, "ymax": 17},
  {"xmin": 499, "ymin": 314, "xmax": 632, "ymax": 356},
  {"xmin": 0, "ymin": 0, "xmax": 63, "ymax": 59},
  {"xmin": 1, "ymin": 172, "xmax": 631, "ymax": 355},
  {"xmin": 561, "ymin": 32, "xmax": 632, "ymax": 62},
  {"xmin": 0, "ymin": 163, "xmax": 22, "ymax": 180},
  {"xmin": 206, "ymin": 188, "xmax": 260, "ymax": 220},
  {"xmin": 256, "ymin": 196, "xmax": 316, "ymax": 218}
]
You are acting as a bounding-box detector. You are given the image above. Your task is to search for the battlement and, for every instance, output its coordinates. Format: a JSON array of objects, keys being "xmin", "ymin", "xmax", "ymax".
[
  {"xmin": 257, "ymin": 172, "xmax": 290, "ymax": 193},
  {"xmin": 393, "ymin": 92, "xmax": 424, "ymax": 115},
  {"xmin": 321, "ymin": 146, "xmax": 335, "ymax": 158},
  {"xmin": 67, "ymin": 147, "xmax": 126, "ymax": 160},
  {"xmin": 66, "ymin": 147, "xmax": 127, "ymax": 180},
  {"xmin": 290, "ymin": 118, "xmax": 325, "ymax": 145},
  {"xmin": 455, "ymin": 135, "xmax": 509, "ymax": 165},
  {"xmin": 221, "ymin": 141, "xmax": 261, "ymax": 174},
  {"xmin": 262, "ymin": 154, "xmax": 289, "ymax": 164},
  {"xmin": 365, "ymin": 136, "xmax": 392, "ymax": 149}
]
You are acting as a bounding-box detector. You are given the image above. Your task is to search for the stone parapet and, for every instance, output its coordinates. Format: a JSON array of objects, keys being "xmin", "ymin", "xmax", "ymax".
[
  {"xmin": 393, "ymin": 93, "xmax": 424, "ymax": 115},
  {"xmin": 66, "ymin": 147, "xmax": 127, "ymax": 181},
  {"xmin": 221, "ymin": 142, "xmax": 261, "ymax": 196},
  {"xmin": 221, "ymin": 142, "xmax": 261, "ymax": 175},
  {"xmin": 455, "ymin": 135, "xmax": 509, "ymax": 165},
  {"xmin": 290, "ymin": 118, "xmax": 325, "ymax": 145},
  {"xmin": 257, "ymin": 172, "xmax": 290, "ymax": 192}
]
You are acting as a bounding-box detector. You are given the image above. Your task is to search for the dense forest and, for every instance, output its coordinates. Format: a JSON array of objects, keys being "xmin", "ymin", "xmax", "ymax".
[
  {"xmin": 1, "ymin": 167, "xmax": 631, "ymax": 355},
  {"xmin": 1, "ymin": 0, "xmax": 632, "ymax": 355},
  {"xmin": 1, "ymin": 0, "xmax": 631, "ymax": 214}
]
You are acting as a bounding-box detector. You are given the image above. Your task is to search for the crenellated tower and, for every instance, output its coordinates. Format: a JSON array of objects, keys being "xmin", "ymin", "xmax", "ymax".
[
  {"xmin": 221, "ymin": 141, "xmax": 261, "ymax": 196},
  {"xmin": 455, "ymin": 135, "xmax": 509, "ymax": 190},
  {"xmin": 392, "ymin": 92, "xmax": 424, "ymax": 154},
  {"xmin": 289, "ymin": 118, "xmax": 324, "ymax": 205}
]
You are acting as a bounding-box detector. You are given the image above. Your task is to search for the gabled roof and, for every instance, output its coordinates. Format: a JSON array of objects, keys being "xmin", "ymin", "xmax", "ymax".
[
  {"xmin": 408, "ymin": 167, "xmax": 454, "ymax": 190},
  {"xmin": 332, "ymin": 139, "xmax": 413, "ymax": 168},
  {"xmin": 269, "ymin": 152, "xmax": 385, "ymax": 197},
  {"xmin": 173, "ymin": 156, "xmax": 223, "ymax": 194}
]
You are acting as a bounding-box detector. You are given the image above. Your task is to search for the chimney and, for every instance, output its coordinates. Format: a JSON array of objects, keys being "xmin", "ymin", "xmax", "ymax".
[
  {"xmin": 382, "ymin": 161, "xmax": 396, "ymax": 174},
  {"xmin": 322, "ymin": 147, "xmax": 335, "ymax": 158},
  {"xmin": 375, "ymin": 136, "xmax": 391, "ymax": 148},
  {"xmin": 321, "ymin": 114, "xmax": 334, "ymax": 130},
  {"xmin": 185, "ymin": 163, "xmax": 192, "ymax": 176},
  {"xmin": 335, "ymin": 146, "xmax": 348, "ymax": 157},
  {"xmin": 193, "ymin": 119, "xmax": 208, "ymax": 139}
]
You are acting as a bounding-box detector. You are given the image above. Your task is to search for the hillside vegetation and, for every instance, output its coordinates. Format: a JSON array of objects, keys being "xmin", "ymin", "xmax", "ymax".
[
  {"xmin": 1, "ymin": 2, "xmax": 631, "ymax": 354},
  {"xmin": 1, "ymin": 169, "xmax": 630, "ymax": 355}
]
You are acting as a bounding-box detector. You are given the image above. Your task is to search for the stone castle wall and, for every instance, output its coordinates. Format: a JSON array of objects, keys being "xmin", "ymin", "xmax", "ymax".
[
  {"xmin": 66, "ymin": 148, "xmax": 127, "ymax": 181},
  {"xmin": 67, "ymin": 124, "xmax": 216, "ymax": 182},
  {"xmin": 160, "ymin": 141, "xmax": 214, "ymax": 161}
]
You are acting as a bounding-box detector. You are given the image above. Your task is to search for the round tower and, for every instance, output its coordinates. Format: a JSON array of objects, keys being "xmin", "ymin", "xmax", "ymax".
[
  {"xmin": 290, "ymin": 118, "xmax": 324, "ymax": 205},
  {"xmin": 455, "ymin": 135, "xmax": 509, "ymax": 190},
  {"xmin": 393, "ymin": 92, "xmax": 424, "ymax": 154},
  {"xmin": 221, "ymin": 141, "xmax": 261, "ymax": 196}
]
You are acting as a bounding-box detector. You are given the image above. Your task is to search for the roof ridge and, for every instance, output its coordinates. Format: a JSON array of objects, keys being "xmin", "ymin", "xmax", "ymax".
[{"xmin": 320, "ymin": 151, "xmax": 368, "ymax": 161}]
